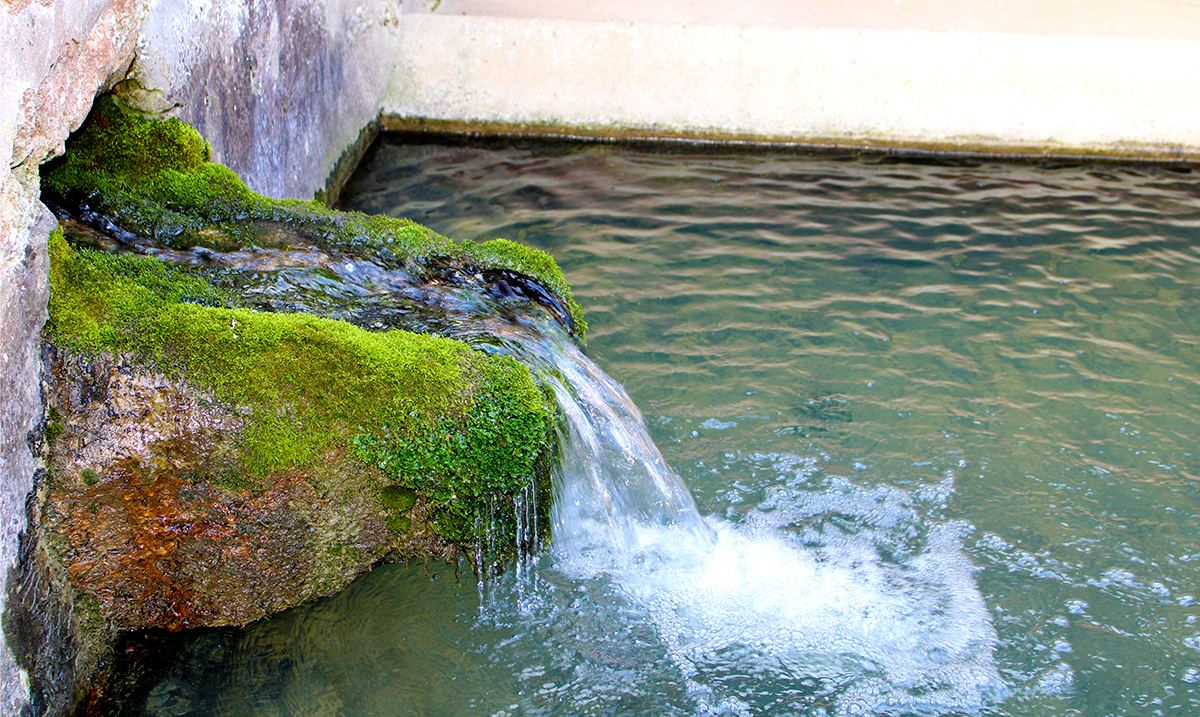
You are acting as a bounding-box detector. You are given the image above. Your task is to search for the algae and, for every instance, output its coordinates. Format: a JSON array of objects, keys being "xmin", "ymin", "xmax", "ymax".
[{"xmin": 42, "ymin": 94, "xmax": 586, "ymax": 338}]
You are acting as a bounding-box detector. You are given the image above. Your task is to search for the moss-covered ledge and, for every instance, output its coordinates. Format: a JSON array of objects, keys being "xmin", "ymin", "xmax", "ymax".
[
  {"xmin": 34, "ymin": 89, "xmax": 588, "ymax": 644},
  {"xmin": 34, "ymin": 226, "xmax": 562, "ymax": 696},
  {"xmin": 53, "ymin": 221, "xmax": 557, "ymax": 513},
  {"xmin": 32, "ymin": 89, "xmax": 587, "ymax": 630},
  {"xmin": 24, "ymin": 91, "xmax": 590, "ymax": 709}
]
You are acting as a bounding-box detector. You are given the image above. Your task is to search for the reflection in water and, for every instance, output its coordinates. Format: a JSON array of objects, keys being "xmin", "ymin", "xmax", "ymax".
[{"xmin": 132, "ymin": 143, "xmax": 1200, "ymax": 716}]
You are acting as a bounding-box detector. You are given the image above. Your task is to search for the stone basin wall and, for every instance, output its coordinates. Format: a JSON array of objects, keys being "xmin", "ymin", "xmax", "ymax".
[{"xmin": 2, "ymin": 0, "xmax": 403, "ymax": 713}]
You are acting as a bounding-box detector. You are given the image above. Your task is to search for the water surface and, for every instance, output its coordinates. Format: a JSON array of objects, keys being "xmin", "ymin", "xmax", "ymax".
[{"xmin": 138, "ymin": 140, "xmax": 1200, "ymax": 716}]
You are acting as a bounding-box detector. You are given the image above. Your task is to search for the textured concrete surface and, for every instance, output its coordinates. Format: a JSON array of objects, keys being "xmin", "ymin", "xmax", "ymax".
[
  {"xmin": 389, "ymin": 0, "xmax": 1200, "ymax": 159},
  {"xmin": 400, "ymin": 0, "xmax": 1200, "ymax": 40},
  {"xmin": 125, "ymin": 0, "xmax": 400, "ymax": 200}
]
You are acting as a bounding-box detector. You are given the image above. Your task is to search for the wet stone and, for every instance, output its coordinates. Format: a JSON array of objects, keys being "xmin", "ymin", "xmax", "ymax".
[{"xmin": 41, "ymin": 345, "xmax": 452, "ymax": 634}]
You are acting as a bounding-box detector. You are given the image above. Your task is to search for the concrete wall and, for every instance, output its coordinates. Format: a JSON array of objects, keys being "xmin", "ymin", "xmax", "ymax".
[{"xmin": 387, "ymin": 1, "xmax": 1200, "ymax": 160}]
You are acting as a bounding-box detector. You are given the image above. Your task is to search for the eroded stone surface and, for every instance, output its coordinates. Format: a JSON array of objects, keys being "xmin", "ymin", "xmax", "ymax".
[
  {"xmin": 125, "ymin": 0, "xmax": 401, "ymax": 200},
  {"xmin": 0, "ymin": 200, "xmax": 53, "ymax": 716},
  {"xmin": 42, "ymin": 346, "xmax": 449, "ymax": 634},
  {"xmin": 2, "ymin": 0, "xmax": 156, "ymax": 710}
]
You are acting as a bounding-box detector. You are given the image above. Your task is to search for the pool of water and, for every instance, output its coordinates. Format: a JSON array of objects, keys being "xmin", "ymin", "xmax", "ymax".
[{"xmin": 135, "ymin": 139, "xmax": 1200, "ymax": 716}]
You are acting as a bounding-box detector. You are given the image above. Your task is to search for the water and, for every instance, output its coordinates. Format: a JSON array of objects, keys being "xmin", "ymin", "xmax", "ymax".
[{"xmin": 131, "ymin": 140, "xmax": 1200, "ymax": 716}]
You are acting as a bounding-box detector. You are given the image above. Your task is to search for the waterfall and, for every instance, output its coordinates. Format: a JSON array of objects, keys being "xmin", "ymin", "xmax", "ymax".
[
  {"xmin": 475, "ymin": 318, "xmax": 716, "ymax": 567},
  {"xmin": 466, "ymin": 311, "xmax": 1009, "ymax": 716}
]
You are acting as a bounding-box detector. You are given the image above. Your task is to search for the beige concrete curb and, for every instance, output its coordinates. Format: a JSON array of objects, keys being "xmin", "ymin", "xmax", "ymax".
[{"xmin": 385, "ymin": 11, "xmax": 1200, "ymax": 160}]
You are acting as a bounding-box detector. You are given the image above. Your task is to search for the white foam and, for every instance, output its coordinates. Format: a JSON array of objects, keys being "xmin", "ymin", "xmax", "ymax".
[
  {"xmin": 502, "ymin": 317, "xmax": 1006, "ymax": 714},
  {"xmin": 564, "ymin": 507, "xmax": 1006, "ymax": 716}
]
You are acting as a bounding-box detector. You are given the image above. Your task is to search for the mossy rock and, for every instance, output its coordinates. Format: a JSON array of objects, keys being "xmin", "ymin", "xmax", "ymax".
[
  {"xmin": 38, "ymin": 96, "xmax": 579, "ymax": 635},
  {"xmin": 40, "ymin": 228, "xmax": 561, "ymax": 632},
  {"xmin": 41, "ymin": 93, "xmax": 585, "ymax": 339},
  {"xmin": 45, "ymin": 230, "xmax": 556, "ymax": 550}
]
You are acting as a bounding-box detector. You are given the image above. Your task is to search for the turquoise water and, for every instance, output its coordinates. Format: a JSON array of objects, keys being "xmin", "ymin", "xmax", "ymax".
[{"xmin": 138, "ymin": 140, "xmax": 1200, "ymax": 716}]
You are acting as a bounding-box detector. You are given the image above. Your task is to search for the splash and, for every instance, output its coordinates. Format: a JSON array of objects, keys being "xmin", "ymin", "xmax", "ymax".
[{"xmin": 480, "ymin": 313, "xmax": 1008, "ymax": 716}]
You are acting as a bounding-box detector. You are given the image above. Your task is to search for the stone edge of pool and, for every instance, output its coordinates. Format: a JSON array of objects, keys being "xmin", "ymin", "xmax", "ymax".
[
  {"xmin": 380, "ymin": 117, "xmax": 1200, "ymax": 166},
  {"xmin": 382, "ymin": 11, "xmax": 1200, "ymax": 165}
]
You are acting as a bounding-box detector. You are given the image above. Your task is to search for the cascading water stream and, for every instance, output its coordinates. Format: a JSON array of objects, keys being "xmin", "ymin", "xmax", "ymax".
[
  {"xmin": 462, "ymin": 310, "xmax": 1008, "ymax": 716},
  {"xmin": 461, "ymin": 313, "xmax": 717, "ymax": 566}
]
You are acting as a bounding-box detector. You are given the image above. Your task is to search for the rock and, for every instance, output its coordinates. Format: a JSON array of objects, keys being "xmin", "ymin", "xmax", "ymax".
[
  {"xmin": 30, "ymin": 85, "xmax": 578, "ymax": 649},
  {"xmin": 3, "ymin": 0, "xmax": 155, "ymax": 710},
  {"xmin": 43, "ymin": 228, "xmax": 560, "ymax": 575},
  {"xmin": 41, "ymin": 346, "xmax": 447, "ymax": 634}
]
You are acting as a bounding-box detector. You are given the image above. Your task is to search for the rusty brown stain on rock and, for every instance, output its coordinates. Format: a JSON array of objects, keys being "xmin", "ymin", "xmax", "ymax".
[
  {"xmin": 42, "ymin": 344, "xmax": 450, "ymax": 634},
  {"xmin": 49, "ymin": 467, "xmax": 303, "ymax": 631}
]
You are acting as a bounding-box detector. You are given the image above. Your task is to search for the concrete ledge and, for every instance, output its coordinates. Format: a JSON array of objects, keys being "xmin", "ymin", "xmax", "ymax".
[{"xmin": 385, "ymin": 7, "xmax": 1200, "ymax": 160}]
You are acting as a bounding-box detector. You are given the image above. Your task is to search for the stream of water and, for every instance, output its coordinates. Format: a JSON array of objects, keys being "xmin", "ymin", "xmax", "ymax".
[{"xmin": 132, "ymin": 139, "xmax": 1200, "ymax": 716}]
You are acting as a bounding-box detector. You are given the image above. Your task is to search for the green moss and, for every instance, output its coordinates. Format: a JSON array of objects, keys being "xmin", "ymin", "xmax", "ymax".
[
  {"xmin": 42, "ymin": 94, "xmax": 585, "ymax": 339},
  {"xmin": 380, "ymin": 485, "xmax": 417, "ymax": 512},
  {"xmin": 45, "ymin": 234, "xmax": 558, "ymax": 547},
  {"xmin": 354, "ymin": 354, "xmax": 551, "ymax": 542},
  {"xmin": 211, "ymin": 470, "xmax": 259, "ymax": 492},
  {"xmin": 384, "ymin": 515, "xmax": 412, "ymax": 534},
  {"xmin": 80, "ymin": 469, "xmax": 99, "ymax": 487},
  {"xmin": 46, "ymin": 405, "xmax": 64, "ymax": 443},
  {"xmin": 380, "ymin": 486, "xmax": 417, "ymax": 536}
]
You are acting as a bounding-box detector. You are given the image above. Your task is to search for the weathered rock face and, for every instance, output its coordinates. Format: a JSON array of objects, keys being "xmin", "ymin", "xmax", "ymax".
[
  {"xmin": 25, "ymin": 222, "xmax": 561, "ymax": 711},
  {"xmin": 3, "ymin": 0, "xmax": 155, "ymax": 711},
  {"xmin": 122, "ymin": 0, "xmax": 401, "ymax": 202},
  {"xmin": 0, "ymin": 205, "xmax": 53, "ymax": 709},
  {"xmin": 41, "ymin": 345, "xmax": 446, "ymax": 635}
]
